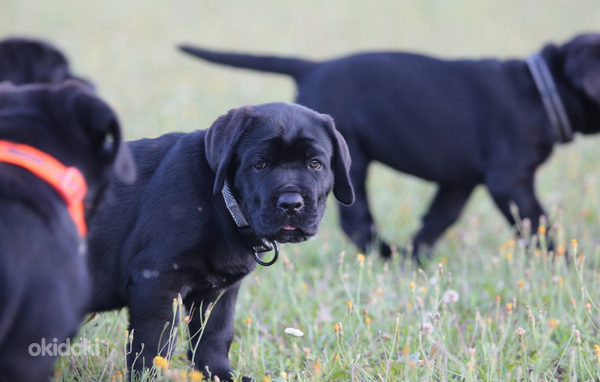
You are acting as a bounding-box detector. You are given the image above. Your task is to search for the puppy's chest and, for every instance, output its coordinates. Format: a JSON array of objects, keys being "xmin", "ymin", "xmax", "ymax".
[
  {"xmin": 204, "ymin": 270, "xmax": 247, "ymax": 290},
  {"xmin": 183, "ymin": 256, "xmax": 256, "ymax": 294}
]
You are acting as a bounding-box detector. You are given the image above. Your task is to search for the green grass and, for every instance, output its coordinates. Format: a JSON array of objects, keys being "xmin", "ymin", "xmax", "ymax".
[{"xmin": 2, "ymin": 0, "xmax": 600, "ymax": 380}]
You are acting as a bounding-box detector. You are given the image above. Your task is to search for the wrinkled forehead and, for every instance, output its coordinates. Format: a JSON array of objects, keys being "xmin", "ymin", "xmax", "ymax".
[{"xmin": 240, "ymin": 110, "xmax": 333, "ymax": 155}]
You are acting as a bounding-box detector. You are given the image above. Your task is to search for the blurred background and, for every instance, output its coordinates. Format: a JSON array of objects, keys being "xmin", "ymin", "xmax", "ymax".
[
  {"xmin": 3, "ymin": 0, "xmax": 598, "ymax": 138},
  {"xmin": 1, "ymin": 0, "xmax": 599, "ymax": 259}
]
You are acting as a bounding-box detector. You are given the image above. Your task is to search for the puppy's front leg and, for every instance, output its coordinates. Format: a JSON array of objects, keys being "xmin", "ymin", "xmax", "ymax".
[
  {"xmin": 185, "ymin": 281, "xmax": 245, "ymax": 382},
  {"xmin": 126, "ymin": 282, "xmax": 181, "ymax": 378}
]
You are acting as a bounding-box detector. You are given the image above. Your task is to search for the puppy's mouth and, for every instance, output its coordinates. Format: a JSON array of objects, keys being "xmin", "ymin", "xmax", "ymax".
[{"xmin": 264, "ymin": 225, "xmax": 314, "ymax": 243}]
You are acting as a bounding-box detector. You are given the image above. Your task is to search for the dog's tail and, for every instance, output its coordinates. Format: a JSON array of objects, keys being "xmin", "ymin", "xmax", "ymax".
[{"xmin": 178, "ymin": 44, "xmax": 315, "ymax": 81}]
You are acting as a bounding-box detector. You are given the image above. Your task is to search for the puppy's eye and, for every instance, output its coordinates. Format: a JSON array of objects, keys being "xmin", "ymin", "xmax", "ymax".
[
  {"xmin": 253, "ymin": 161, "xmax": 267, "ymax": 170},
  {"xmin": 308, "ymin": 159, "xmax": 322, "ymax": 170}
]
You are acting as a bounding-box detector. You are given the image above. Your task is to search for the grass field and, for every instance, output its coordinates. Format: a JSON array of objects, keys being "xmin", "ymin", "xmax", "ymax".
[{"xmin": 2, "ymin": 1, "xmax": 600, "ymax": 380}]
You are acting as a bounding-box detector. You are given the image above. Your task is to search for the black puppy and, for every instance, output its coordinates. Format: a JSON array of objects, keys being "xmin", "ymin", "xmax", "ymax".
[
  {"xmin": 86, "ymin": 102, "xmax": 354, "ymax": 381},
  {"xmin": 179, "ymin": 33, "xmax": 600, "ymax": 261},
  {"xmin": 0, "ymin": 36, "xmax": 91, "ymax": 87},
  {"xmin": 0, "ymin": 82, "xmax": 135, "ymax": 381}
]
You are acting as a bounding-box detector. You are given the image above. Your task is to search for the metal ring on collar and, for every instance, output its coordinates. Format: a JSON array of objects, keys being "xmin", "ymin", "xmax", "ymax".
[{"xmin": 254, "ymin": 240, "xmax": 279, "ymax": 266}]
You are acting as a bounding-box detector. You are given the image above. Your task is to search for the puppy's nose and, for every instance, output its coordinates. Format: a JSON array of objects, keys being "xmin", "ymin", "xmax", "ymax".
[{"xmin": 278, "ymin": 192, "xmax": 304, "ymax": 216}]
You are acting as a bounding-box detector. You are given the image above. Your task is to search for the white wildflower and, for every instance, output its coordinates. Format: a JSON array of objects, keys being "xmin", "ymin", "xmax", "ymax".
[
  {"xmin": 284, "ymin": 327, "xmax": 304, "ymax": 337},
  {"xmin": 442, "ymin": 290, "xmax": 460, "ymax": 304},
  {"xmin": 420, "ymin": 322, "xmax": 434, "ymax": 335}
]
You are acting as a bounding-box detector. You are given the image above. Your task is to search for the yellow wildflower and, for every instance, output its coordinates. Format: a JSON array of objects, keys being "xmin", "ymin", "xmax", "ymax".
[
  {"xmin": 153, "ymin": 356, "xmax": 168, "ymax": 371},
  {"xmin": 313, "ymin": 361, "xmax": 322, "ymax": 377},
  {"xmin": 357, "ymin": 253, "xmax": 365, "ymax": 265}
]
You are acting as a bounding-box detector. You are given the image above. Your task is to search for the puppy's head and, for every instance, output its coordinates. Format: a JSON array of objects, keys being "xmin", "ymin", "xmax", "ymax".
[
  {"xmin": 0, "ymin": 36, "xmax": 93, "ymax": 89},
  {"xmin": 205, "ymin": 102, "xmax": 354, "ymax": 243},
  {"xmin": 557, "ymin": 33, "xmax": 600, "ymax": 133},
  {"xmin": 0, "ymin": 81, "xmax": 135, "ymax": 216}
]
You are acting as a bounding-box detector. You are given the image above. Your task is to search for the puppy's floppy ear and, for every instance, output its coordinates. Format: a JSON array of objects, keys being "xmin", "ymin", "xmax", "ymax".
[
  {"xmin": 321, "ymin": 114, "xmax": 354, "ymax": 205},
  {"xmin": 103, "ymin": 115, "xmax": 136, "ymax": 184},
  {"xmin": 205, "ymin": 105, "xmax": 253, "ymax": 195},
  {"xmin": 563, "ymin": 35, "xmax": 600, "ymax": 104},
  {"xmin": 69, "ymin": 83, "xmax": 136, "ymax": 184}
]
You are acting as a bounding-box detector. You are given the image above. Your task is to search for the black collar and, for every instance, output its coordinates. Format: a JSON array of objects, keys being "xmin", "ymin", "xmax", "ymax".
[
  {"xmin": 221, "ymin": 179, "xmax": 279, "ymax": 266},
  {"xmin": 526, "ymin": 53, "xmax": 574, "ymax": 143}
]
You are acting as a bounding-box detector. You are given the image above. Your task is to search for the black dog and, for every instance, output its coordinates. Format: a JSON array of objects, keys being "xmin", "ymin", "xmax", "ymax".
[
  {"xmin": 0, "ymin": 36, "xmax": 91, "ymax": 87},
  {"xmin": 86, "ymin": 102, "xmax": 354, "ymax": 381},
  {"xmin": 0, "ymin": 82, "xmax": 135, "ymax": 381},
  {"xmin": 179, "ymin": 33, "xmax": 600, "ymax": 261}
]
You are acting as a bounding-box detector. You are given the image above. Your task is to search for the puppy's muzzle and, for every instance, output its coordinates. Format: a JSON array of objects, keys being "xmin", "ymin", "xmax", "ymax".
[{"xmin": 278, "ymin": 192, "xmax": 304, "ymax": 216}]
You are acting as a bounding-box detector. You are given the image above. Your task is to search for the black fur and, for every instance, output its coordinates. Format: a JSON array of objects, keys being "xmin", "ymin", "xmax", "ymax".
[{"xmin": 0, "ymin": 36, "xmax": 92, "ymax": 88}]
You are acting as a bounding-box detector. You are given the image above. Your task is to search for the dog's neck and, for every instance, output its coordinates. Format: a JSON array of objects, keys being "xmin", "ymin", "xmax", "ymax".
[
  {"xmin": 526, "ymin": 53, "xmax": 574, "ymax": 143},
  {"xmin": 221, "ymin": 179, "xmax": 279, "ymax": 266}
]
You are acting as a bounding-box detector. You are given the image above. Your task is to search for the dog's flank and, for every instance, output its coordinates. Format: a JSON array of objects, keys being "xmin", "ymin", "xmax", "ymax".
[
  {"xmin": 179, "ymin": 33, "xmax": 600, "ymax": 261},
  {"xmin": 87, "ymin": 102, "xmax": 353, "ymax": 381}
]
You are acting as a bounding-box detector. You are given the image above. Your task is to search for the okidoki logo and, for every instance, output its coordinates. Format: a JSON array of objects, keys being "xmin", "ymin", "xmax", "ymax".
[{"xmin": 28, "ymin": 338, "xmax": 104, "ymax": 357}]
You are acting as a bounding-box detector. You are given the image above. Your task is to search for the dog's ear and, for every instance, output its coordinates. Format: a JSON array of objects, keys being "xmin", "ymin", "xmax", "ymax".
[
  {"xmin": 205, "ymin": 105, "xmax": 253, "ymax": 195},
  {"xmin": 321, "ymin": 114, "xmax": 354, "ymax": 205},
  {"xmin": 102, "ymin": 115, "xmax": 136, "ymax": 184},
  {"xmin": 69, "ymin": 83, "xmax": 136, "ymax": 184},
  {"xmin": 563, "ymin": 35, "xmax": 600, "ymax": 104}
]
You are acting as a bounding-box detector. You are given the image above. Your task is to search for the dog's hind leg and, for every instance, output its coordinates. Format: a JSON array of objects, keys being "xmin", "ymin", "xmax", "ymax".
[
  {"xmin": 338, "ymin": 154, "xmax": 393, "ymax": 258},
  {"xmin": 411, "ymin": 184, "xmax": 476, "ymax": 261}
]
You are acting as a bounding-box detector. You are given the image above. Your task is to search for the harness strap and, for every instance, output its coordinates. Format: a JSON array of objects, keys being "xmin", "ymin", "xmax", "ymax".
[{"xmin": 0, "ymin": 140, "xmax": 88, "ymax": 236}]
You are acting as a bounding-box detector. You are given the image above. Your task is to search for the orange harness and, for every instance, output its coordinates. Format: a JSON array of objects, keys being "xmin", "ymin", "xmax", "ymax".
[{"xmin": 0, "ymin": 140, "xmax": 88, "ymax": 236}]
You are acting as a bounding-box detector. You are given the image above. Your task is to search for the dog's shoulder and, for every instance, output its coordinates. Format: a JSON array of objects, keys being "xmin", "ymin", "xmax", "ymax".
[{"xmin": 126, "ymin": 130, "xmax": 205, "ymax": 177}]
